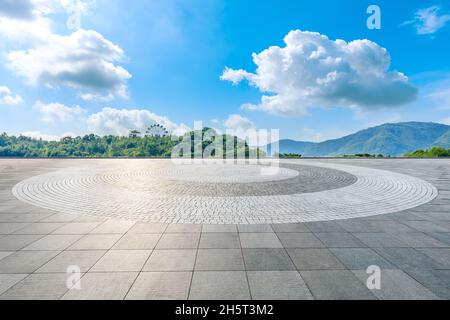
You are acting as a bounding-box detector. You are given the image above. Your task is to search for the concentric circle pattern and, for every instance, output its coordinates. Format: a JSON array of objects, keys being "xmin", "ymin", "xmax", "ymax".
[{"xmin": 12, "ymin": 159, "xmax": 438, "ymax": 224}]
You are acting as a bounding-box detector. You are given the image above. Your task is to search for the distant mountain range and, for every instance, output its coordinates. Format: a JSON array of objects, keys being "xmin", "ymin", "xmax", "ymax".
[{"xmin": 269, "ymin": 122, "xmax": 450, "ymax": 157}]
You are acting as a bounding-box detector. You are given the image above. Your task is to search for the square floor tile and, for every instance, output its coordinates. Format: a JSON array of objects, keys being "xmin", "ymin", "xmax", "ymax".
[
  {"xmin": 272, "ymin": 223, "xmax": 309, "ymax": 233},
  {"xmin": 126, "ymin": 272, "xmax": 191, "ymax": 300},
  {"xmin": 0, "ymin": 223, "xmax": 29, "ymax": 235},
  {"xmin": 68, "ymin": 234, "xmax": 122, "ymax": 250},
  {"xmin": 202, "ymin": 225, "xmax": 237, "ymax": 233},
  {"xmin": 287, "ymin": 249, "xmax": 345, "ymax": 270},
  {"xmin": 128, "ymin": 222, "xmax": 168, "ymax": 234},
  {"xmin": 112, "ymin": 233, "xmax": 161, "ymax": 250},
  {"xmin": 330, "ymin": 248, "xmax": 395, "ymax": 269},
  {"xmin": 417, "ymin": 248, "xmax": 450, "ymax": 269},
  {"xmin": 374, "ymin": 248, "xmax": 444, "ymax": 270},
  {"xmin": 247, "ymin": 271, "xmax": 313, "ymax": 300},
  {"xmin": 352, "ymin": 233, "xmax": 408, "ymax": 248},
  {"xmin": 13, "ymin": 223, "xmax": 65, "ymax": 235},
  {"xmin": 143, "ymin": 250, "xmax": 196, "ymax": 271},
  {"xmin": 199, "ymin": 233, "xmax": 240, "ymax": 249},
  {"xmin": 242, "ymin": 249, "xmax": 295, "ymax": 271},
  {"xmin": 23, "ymin": 234, "xmax": 82, "ymax": 251},
  {"xmin": 0, "ymin": 273, "xmax": 69, "ymax": 300},
  {"xmin": 156, "ymin": 233, "xmax": 200, "ymax": 249},
  {"xmin": 36, "ymin": 250, "xmax": 105, "ymax": 273},
  {"xmin": 91, "ymin": 250, "xmax": 151, "ymax": 272},
  {"xmin": 237, "ymin": 225, "xmax": 273, "ymax": 233},
  {"xmin": 315, "ymin": 233, "xmax": 364, "ymax": 248},
  {"xmin": 62, "ymin": 272, "xmax": 138, "ymax": 300},
  {"xmin": 0, "ymin": 274, "xmax": 28, "ymax": 295},
  {"xmin": 52, "ymin": 222, "xmax": 101, "ymax": 235},
  {"xmin": 0, "ymin": 251, "xmax": 60, "ymax": 273},
  {"xmin": 300, "ymin": 270, "xmax": 376, "ymax": 300},
  {"xmin": 277, "ymin": 233, "xmax": 324, "ymax": 248},
  {"xmin": 166, "ymin": 224, "xmax": 202, "ymax": 233},
  {"xmin": 305, "ymin": 221, "xmax": 349, "ymax": 233},
  {"xmin": 0, "ymin": 235, "xmax": 44, "ymax": 250},
  {"xmin": 391, "ymin": 233, "xmax": 447, "ymax": 248},
  {"xmin": 90, "ymin": 220, "xmax": 136, "ymax": 234},
  {"xmin": 189, "ymin": 271, "xmax": 250, "ymax": 300},
  {"xmin": 352, "ymin": 269, "xmax": 439, "ymax": 300},
  {"xmin": 195, "ymin": 249, "xmax": 244, "ymax": 271},
  {"xmin": 239, "ymin": 233, "xmax": 282, "ymax": 248},
  {"xmin": 405, "ymin": 269, "xmax": 450, "ymax": 299}
]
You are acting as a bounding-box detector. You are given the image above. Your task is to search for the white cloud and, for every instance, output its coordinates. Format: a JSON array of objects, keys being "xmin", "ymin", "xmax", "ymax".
[
  {"xmin": 441, "ymin": 118, "xmax": 450, "ymax": 125},
  {"xmin": 20, "ymin": 130, "xmax": 76, "ymax": 141},
  {"xmin": 0, "ymin": 86, "xmax": 23, "ymax": 105},
  {"xmin": 86, "ymin": 107, "xmax": 190, "ymax": 136},
  {"xmin": 404, "ymin": 6, "xmax": 450, "ymax": 35},
  {"xmin": 221, "ymin": 30, "xmax": 417, "ymax": 116},
  {"xmin": 224, "ymin": 114, "xmax": 256, "ymax": 131},
  {"xmin": 33, "ymin": 101, "xmax": 86, "ymax": 123},
  {"xmin": 0, "ymin": 1, "xmax": 130, "ymax": 101}
]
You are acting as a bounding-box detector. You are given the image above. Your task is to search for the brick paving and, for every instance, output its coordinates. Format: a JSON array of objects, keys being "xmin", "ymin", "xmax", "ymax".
[{"xmin": 0, "ymin": 158, "xmax": 449, "ymax": 300}]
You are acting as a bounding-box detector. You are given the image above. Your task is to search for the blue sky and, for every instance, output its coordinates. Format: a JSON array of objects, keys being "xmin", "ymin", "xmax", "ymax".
[{"xmin": 0, "ymin": 0, "xmax": 450, "ymax": 141}]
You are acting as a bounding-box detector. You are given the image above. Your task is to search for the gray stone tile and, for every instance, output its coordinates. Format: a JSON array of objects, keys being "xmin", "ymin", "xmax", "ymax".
[
  {"xmin": 0, "ymin": 235, "xmax": 44, "ymax": 250},
  {"xmin": 277, "ymin": 233, "xmax": 324, "ymax": 248},
  {"xmin": 23, "ymin": 234, "xmax": 83, "ymax": 251},
  {"xmin": 0, "ymin": 251, "xmax": 60, "ymax": 273},
  {"xmin": 0, "ymin": 252, "xmax": 13, "ymax": 261},
  {"xmin": 375, "ymin": 248, "xmax": 444, "ymax": 270},
  {"xmin": 305, "ymin": 221, "xmax": 347, "ymax": 233},
  {"xmin": 239, "ymin": 233, "xmax": 282, "ymax": 249},
  {"xmin": 112, "ymin": 233, "xmax": 161, "ymax": 250},
  {"xmin": 68, "ymin": 234, "xmax": 122, "ymax": 250},
  {"xmin": 128, "ymin": 222, "xmax": 168, "ymax": 234},
  {"xmin": 189, "ymin": 271, "xmax": 250, "ymax": 300},
  {"xmin": 2, "ymin": 213, "xmax": 52, "ymax": 223},
  {"xmin": 0, "ymin": 273, "xmax": 69, "ymax": 300},
  {"xmin": 353, "ymin": 233, "xmax": 408, "ymax": 248},
  {"xmin": 199, "ymin": 233, "xmax": 240, "ymax": 249},
  {"xmin": 62, "ymin": 272, "xmax": 138, "ymax": 300},
  {"xmin": 237, "ymin": 225, "xmax": 273, "ymax": 233},
  {"xmin": 0, "ymin": 274, "xmax": 28, "ymax": 295},
  {"xmin": 0, "ymin": 223, "xmax": 29, "ymax": 235},
  {"xmin": 156, "ymin": 233, "xmax": 200, "ymax": 249},
  {"xmin": 90, "ymin": 220, "xmax": 136, "ymax": 234},
  {"xmin": 248, "ymin": 271, "xmax": 313, "ymax": 300},
  {"xmin": 392, "ymin": 232, "xmax": 447, "ymax": 248},
  {"xmin": 52, "ymin": 222, "xmax": 101, "ymax": 234},
  {"xmin": 143, "ymin": 250, "xmax": 196, "ymax": 271},
  {"xmin": 352, "ymin": 269, "xmax": 439, "ymax": 300},
  {"xmin": 13, "ymin": 223, "xmax": 65, "ymax": 235},
  {"xmin": 430, "ymin": 233, "xmax": 450, "ymax": 246},
  {"xmin": 300, "ymin": 270, "xmax": 376, "ymax": 300},
  {"xmin": 202, "ymin": 225, "xmax": 237, "ymax": 233},
  {"xmin": 91, "ymin": 250, "xmax": 151, "ymax": 272},
  {"xmin": 195, "ymin": 249, "xmax": 244, "ymax": 271},
  {"xmin": 287, "ymin": 249, "xmax": 346, "ymax": 270},
  {"xmin": 330, "ymin": 248, "xmax": 395, "ymax": 269},
  {"xmin": 272, "ymin": 223, "xmax": 309, "ymax": 233},
  {"xmin": 36, "ymin": 250, "xmax": 105, "ymax": 273},
  {"xmin": 336, "ymin": 220, "xmax": 382, "ymax": 233},
  {"xmin": 126, "ymin": 272, "xmax": 191, "ymax": 300},
  {"xmin": 417, "ymin": 248, "xmax": 450, "ymax": 269},
  {"xmin": 40, "ymin": 213, "xmax": 78, "ymax": 223},
  {"xmin": 166, "ymin": 224, "xmax": 202, "ymax": 233},
  {"xmin": 315, "ymin": 233, "xmax": 364, "ymax": 248},
  {"xmin": 405, "ymin": 269, "xmax": 450, "ymax": 299},
  {"xmin": 242, "ymin": 249, "xmax": 295, "ymax": 271},
  {"xmin": 402, "ymin": 221, "xmax": 450, "ymax": 233}
]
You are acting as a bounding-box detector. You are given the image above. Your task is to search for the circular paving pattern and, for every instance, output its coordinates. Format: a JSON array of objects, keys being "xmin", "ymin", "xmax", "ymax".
[{"xmin": 12, "ymin": 160, "xmax": 438, "ymax": 224}]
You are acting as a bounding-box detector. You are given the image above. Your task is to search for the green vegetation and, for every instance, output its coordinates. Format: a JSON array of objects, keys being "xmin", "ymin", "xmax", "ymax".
[
  {"xmin": 0, "ymin": 128, "xmax": 264, "ymax": 158},
  {"xmin": 404, "ymin": 147, "xmax": 450, "ymax": 158},
  {"xmin": 275, "ymin": 153, "xmax": 303, "ymax": 159},
  {"xmin": 341, "ymin": 154, "xmax": 386, "ymax": 158}
]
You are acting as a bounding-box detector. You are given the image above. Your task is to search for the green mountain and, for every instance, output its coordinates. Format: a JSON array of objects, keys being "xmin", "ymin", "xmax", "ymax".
[{"xmin": 273, "ymin": 122, "xmax": 450, "ymax": 157}]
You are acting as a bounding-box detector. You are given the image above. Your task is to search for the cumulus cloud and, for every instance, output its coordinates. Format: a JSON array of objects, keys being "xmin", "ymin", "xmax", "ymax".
[
  {"xmin": 0, "ymin": 1, "xmax": 130, "ymax": 101},
  {"xmin": 86, "ymin": 107, "xmax": 190, "ymax": 137},
  {"xmin": 33, "ymin": 101, "xmax": 86, "ymax": 123},
  {"xmin": 404, "ymin": 6, "xmax": 450, "ymax": 35},
  {"xmin": 221, "ymin": 30, "xmax": 417, "ymax": 116},
  {"xmin": 224, "ymin": 114, "xmax": 256, "ymax": 131},
  {"xmin": 0, "ymin": 86, "xmax": 23, "ymax": 105}
]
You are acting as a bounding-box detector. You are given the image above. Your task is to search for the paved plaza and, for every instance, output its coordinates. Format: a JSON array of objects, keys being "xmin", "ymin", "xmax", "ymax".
[{"xmin": 0, "ymin": 158, "xmax": 449, "ymax": 299}]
